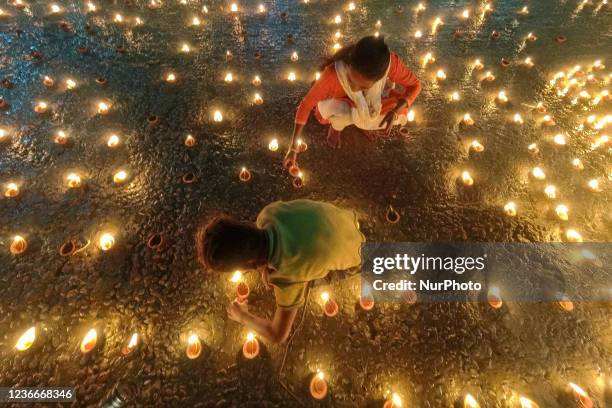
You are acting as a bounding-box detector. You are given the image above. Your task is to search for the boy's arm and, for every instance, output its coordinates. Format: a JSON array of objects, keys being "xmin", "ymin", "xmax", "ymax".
[{"xmin": 228, "ymin": 300, "xmax": 298, "ymax": 344}]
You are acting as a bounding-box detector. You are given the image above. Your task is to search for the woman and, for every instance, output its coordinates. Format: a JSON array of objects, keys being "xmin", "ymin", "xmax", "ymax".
[{"xmin": 284, "ymin": 35, "xmax": 421, "ymax": 166}]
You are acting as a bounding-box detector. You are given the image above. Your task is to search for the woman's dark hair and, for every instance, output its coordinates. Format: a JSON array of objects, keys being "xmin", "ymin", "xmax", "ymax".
[
  {"xmin": 195, "ymin": 215, "xmax": 264, "ymax": 272},
  {"xmin": 320, "ymin": 35, "xmax": 390, "ymax": 80}
]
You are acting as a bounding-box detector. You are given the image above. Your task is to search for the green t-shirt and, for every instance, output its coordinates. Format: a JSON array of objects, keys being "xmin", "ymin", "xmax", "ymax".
[{"xmin": 256, "ymin": 200, "xmax": 365, "ymax": 309}]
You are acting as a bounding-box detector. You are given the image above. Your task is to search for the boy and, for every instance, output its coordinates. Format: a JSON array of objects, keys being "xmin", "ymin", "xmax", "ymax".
[{"xmin": 196, "ymin": 199, "xmax": 365, "ymax": 343}]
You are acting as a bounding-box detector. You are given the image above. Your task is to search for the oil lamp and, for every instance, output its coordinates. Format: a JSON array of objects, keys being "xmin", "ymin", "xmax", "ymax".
[
  {"xmin": 230, "ymin": 2, "xmax": 238, "ymax": 12},
  {"xmin": 334, "ymin": 14, "xmax": 341, "ymax": 24},
  {"xmin": 587, "ymin": 179, "xmax": 601, "ymax": 192},
  {"xmin": 431, "ymin": 16, "xmax": 443, "ymax": 33},
  {"xmin": 242, "ymin": 332, "xmax": 259, "ymax": 359},
  {"xmin": 10, "ymin": 235, "xmax": 27, "ymax": 254},
  {"xmin": 566, "ymin": 229, "xmax": 583, "ymax": 243},
  {"xmin": 415, "ymin": 2, "xmax": 426, "ymax": 12},
  {"xmin": 461, "ymin": 9, "xmax": 470, "ymax": 18},
  {"xmin": 309, "ymin": 371, "xmax": 327, "ymax": 400},
  {"xmin": 470, "ymin": 140, "xmax": 484, "ymax": 152},
  {"xmin": 4, "ymin": 182, "xmax": 19, "ymax": 198},
  {"xmin": 99, "ymin": 233, "xmax": 115, "ymax": 250},
  {"xmin": 464, "ymin": 394, "xmax": 480, "ymax": 408},
  {"xmin": 15, "ymin": 327, "xmax": 36, "ymax": 351},
  {"xmin": 572, "ymin": 158, "xmax": 584, "ymax": 170},
  {"xmin": 54, "ymin": 130, "xmax": 68, "ymax": 144},
  {"xmin": 107, "ymin": 134, "xmax": 120, "ymax": 147},
  {"xmin": 542, "ymin": 115, "xmax": 555, "ymax": 126},
  {"xmin": 191, "ymin": 16, "xmax": 200, "ymax": 26},
  {"xmin": 65, "ymin": 78, "xmax": 76, "ymax": 90},
  {"xmin": 473, "ymin": 59, "xmax": 484, "ymax": 70},
  {"xmin": 332, "ymin": 43, "xmax": 341, "ymax": 51},
  {"xmin": 113, "ymin": 170, "xmax": 127, "ymax": 184},
  {"xmin": 592, "ymin": 60, "xmax": 605, "ymax": 71},
  {"xmin": 544, "ymin": 185, "xmax": 557, "ymax": 199},
  {"xmin": 0, "ymin": 7, "xmax": 5, "ymax": 15},
  {"xmin": 165, "ymin": 73, "xmax": 177, "ymax": 83},
  {"xmin": 114, "ymin": 13, "xmax": 123, "ymax": 23},
  {"xmin": 421, "ymin": 52, "xmax": 435, "ymax": 67},
  {"xmin": 321, "ymin": 291, "xmax": 338, "ymax": 317},
  {"xmin": 386, "ymin": 205, "xmax": 400, "ymax": 223},
  {"xmin": 239, "ymin": 167, "xmax": 251, "ymax": 182},
  {"xmin": 253, "ymin": 93, "xmax": 263, "ymax": 105},
  {"xmin": 519, "ymin": 396, "xmax": 540, "ymax": 408},
  {"xmin": 257, "ymin": 4, "xmax": 265, "ymax": 13},
  {"xmin": 407, "ymin": 110, "xmax": 415, "ymax": 122},
  {"xmin": 184, "ymin": 134, "xmax": 196, "ymax": 147},
  {"xmin": 526, "ymin": 32, "xmax": 537, "ymax": 42},
  {"xmin": 414, "ymin": 30, "xmax": 423, "ymax": 38},
  {"xmin": 186, "ymin": 333, "xmax": 202, "ymax": 359},
  {"xmin": 553, "ymin": 134, "xmax": 566, "ymax": 145},
  {"xmin": 503, "ymin": 202, "xmax": 517, "ymax": 217},
  {"xmin": 224, "ymin": 72, "xmax": 233, "ymax": 83},
  {"xmin": 180, "ymin": 43, "xmax": 191, "ymax": 53},
  {"xmin": 80, "ymin": 328, "xmax": 97, "ymax": 353},
  {"xmin": 287, "ymin": 72, "xmax": 296, "ymax": 81},
  {"xmin": 462, "ymin": 113, "xmax": 474, "ymax": 126},
  {"xmin": 86, "ymin": 1, "xmax": 96, "ymax": 11},
  {"xmin": 66, "ymin": 173, "xmax": 82, "ymax": 188},
  {"xmin": 558, "ymin": 294, "xmax": 574, "ymax": 312},
  {"xmin": 359, "ymin": 293, "xmax": 374, "ymax": 310},
  {"xmin": 513, "ymin": 113, "xmax": 524, "ymax": 125},
  {"xmin": 383, "ymin": 392, "xmax": 402, "ymax": 408},
  {"xmin": 496, "ymin": 90, "xmax": 508, "ymax": 103},
  {"xmin": 532, "ymin": 167, "xmax": 546, "ymax": 180},
  {"xmin": 524, "ymin": 57, "xmax": 534, "ymax": 68},
  {"xmin": 292, "ymin": 172, "xmax": 304, "ymax": 188},
  {"xmin": 0, "ymin": 128, "xmax": 7, "ymax": 142},
  {"xmin": 97, "ymin": 102, "xmax": 110, "ymax": 114},
  {"xmin": 202, "ymin": 5, "xmax": 208, "ymax": 12},
  {"xmin": 436, "ymin": 69, "xmax": 446, "ymax": 80},
  {"xmin": 483, "ymin": 71, "xmax": 495, "ymax": 81},
  {"xmin": 568, "ymin": 383, "xmax": 593, "ymax": 408},
  {"xmin": 252, "ymin": 75, "xmax": 261, "ymax": 86},
  {"xmin": 347, "ymin": 2, "xmax": 355, "ymax": 11},
  {"xmin": 268, "ymin": 138, "xmax": 279, "ymax": 151},
  {"xmin": 231, "ymin": 271, "xmax": 250, "ymax": 301},
  {"xmin": 518, "ymin": 5, "xmax": 529, "ymax": 15},
  {"xmin": 487, "ymin": 286, "xmax": 502, "ymax": 308},
  {"xmin": 296, "ymin": 138, "xmax": 307, "ymax": 152},
  {"xmin": 42, "ymin": 75, "xmax": 55, "ymax": 88},
  {"xmin": 225, "ymin": 51, "xmax": 233, "ymax": 62},
  {"xmin": 121, "ymin": 333, "xmax": 138, "ymax": 355},
  {"xmin": 290, "ymin": 51, "xmax": 298, "ymax": 62},
  {"xmin": 49, "ymin": 3, "xmax": 60, "ymax": 13},
  {"xmin": 213, "ymin": 110, "xmax": 223, "ymax": 122},
  {"xmin": 34, "ymin": 101, "xmax": 48, "ymax": 113},
  {"xmin": 555, "ymin": 204, "xmax": 569, "ymax": 221}
]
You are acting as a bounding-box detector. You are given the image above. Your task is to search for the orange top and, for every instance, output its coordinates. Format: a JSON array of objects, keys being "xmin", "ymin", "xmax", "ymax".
[{"xmin": 295, "ymin": 53, "xmax": 421, "ymax": 125}]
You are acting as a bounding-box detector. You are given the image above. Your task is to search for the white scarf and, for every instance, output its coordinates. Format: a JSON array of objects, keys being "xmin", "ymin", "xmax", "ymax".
[{"xmin": 334, "ymin": 59, "xmax": 390, "ymax": 130}]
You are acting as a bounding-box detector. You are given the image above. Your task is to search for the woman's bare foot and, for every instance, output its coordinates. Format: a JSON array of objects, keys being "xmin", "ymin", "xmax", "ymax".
[{"xmin": 326, "ymin": 126, "xmax": 342, "ymax": 148}]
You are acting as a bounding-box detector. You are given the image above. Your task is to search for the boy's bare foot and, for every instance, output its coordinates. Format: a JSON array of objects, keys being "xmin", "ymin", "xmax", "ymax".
[{"xmin": 326, "ymin": 126, "xmax": 342, "ymax": 148}]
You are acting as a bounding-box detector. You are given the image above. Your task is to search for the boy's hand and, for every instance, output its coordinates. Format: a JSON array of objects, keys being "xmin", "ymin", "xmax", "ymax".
[
  {"xmin": 260, "ymin": 267, "xmax": 273, "ymax": 290},
  {"xmin": 227, "ymin": 299, "xmax": 249, "ymax": 324}
]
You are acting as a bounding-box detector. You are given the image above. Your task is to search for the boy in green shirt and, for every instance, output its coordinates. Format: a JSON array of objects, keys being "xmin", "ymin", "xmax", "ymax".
[{"xmin": 196, "ymin": 199, "xmax": 364, "ymax": 343}]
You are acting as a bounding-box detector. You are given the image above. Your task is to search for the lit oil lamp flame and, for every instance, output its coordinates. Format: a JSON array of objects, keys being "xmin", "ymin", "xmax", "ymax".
[
  {"xmin": 320, "ymin": 291, "xmax": 339, "ymax": 316},
  {"xmin": 184, "ymin": 134, "xmax": 196, "ymax": 147},
  {"xmin": 473, "ymin": 59, "xmax": 484, "ymax": 70},
  {"xmin": 553, "ymin": 134, "xmax": 566, "ymax": 145},
  {"xmin": 572, "ymin": 158, "xmax": 584, "ymax": 170},
  {"xmin": 431, "ymin": 17, "xmax": 443, "ymax": 33},
  {"xmin": 415, "ymin": 2, "xmax": 426, "ymax": 12},
  {"xmin": 332, "ymin": 42, "xmax": 341, "ymax": 51},
  {"xmin": 230, "ymin": 270, "xmax": 242, "ymax": 283},
  {"xmin": 414, "ymin": 30, "xmax": 423, "ymax": 38},
  {"xmin": 309, "ymin": 370, "xmax": 328, "ymax": 399},
  {"xmin": 66, "ymin": 173, "xmax": 82, "ymax": 188},
  {"xmin": 347, "ymin": 2, "xmax": 355, "ymax": 11},
  {"xmin": 287, "ymin": 72, "xmax": 296, "ymax": 81},
  {"xmin": 407, "ymin": 110, "xmax": 415, "ymax": 122},
  {"xmin": 180, "ymin": 43, "xmax": 191, "ymax": 53},
  {"xmin": 290, "ymin": 51, "xmax": 298, "ymax": 62},
  {"xmin": 421, "ymin": 52, "xmax": 435, "ymax": 67},
  {"xmin": 461, "ymin": 171, "xmax": 474, "ymax": 186},
  {"xmin": 544, "ymin": 185, "xmax": 557, "ymax": 199},
  {"xmin": 315, "ymin": 71, "xmax": 321, "ymax": 80},
  {"xmin": 99, "ymin": 233, "xmax": 115, "ymax": 250},
  {"xmin": 114, "ymin": 13, "xmax": 123, "ymax": 23},
  {"xmin": 497, "ymin": 90, "xmax": 508, "ymax": 103},
  {"xmin": 461, "ymin": 9, "xmax": 470, "ymax": 19},
  {"xmin": 518, "ymin": 5, "xmax": 529, "ymax": 15},
  {"xmin": 80, "ymin": 328, "xmax": 97, "ymax": 353},
  {"xmin": 483, "ymin": 71, "xmax": 495, "ymax": 81},
  {"xmin": 253, "ymin": 93, "xmax": 263, "ymax": 105},
  {"xmin": 15, "ymin": 327, "xmax": 36, "ymax": 351},
  {"xmin": 462, "ymin": 113, "xmax": 474, "ymax": 126},
  {"xmin": 268, "ymin": 138, "xmax": 279, "ymax": 151},
  {"xmin": 97, "ymin": 101, "xmax": 110, "ymax": 114},
  {"xmin": 258, "ymin": 4, "xmax": 265, "ymax": 13},
  {"xmin": 191, "ymin": 16, "xmax": 200, "ymax": 26},
  {"xmin": 213, "ymin": 110, "xmax": 223, "ymax": 122},
  {"xmin": 436, "ymin": 69, "xmax": 446, "ymax": 80},
  {"xmin": 513, "ymin": 113, "xmax": 524, "ymax": 125},
  {"xmin": 503, "ymin": 202, "xmax": 517, "ymax": 217},
  {"xmin": 449, "ymin": 91, "xmax": 460, "ymax": 101},
  {"xmin": 566, "ymin": 229, "xmax": 583, "ymax": 243},
  {"xmin": 224, "ymin": 72, "xmax": 233, "ymax": 83},
  {"xmin": 0, "ymin": 128, "xmax": 7, "ymax": 141},
  {"xmin": 113, "ymin": 170, "xmax": 127, "ymax": 184},
  {"xmin": 5, "ymin": 182, "xmax": 19, "ymax": 198},
  {"xmin": 587, "ymin": 179, "xmax": 601, "ymax": 192},
  {"xmin": 65, "ymin": 78, "xmax": 76, "ymax": 90},
  {"xmin": 54, "ymin": 130, "xmax": 67, "ymax": 144},
  {"xmin": 239, "ymin": 167, "xmax": 251, "ymax": 182},
  {"xmin": 487, "ymin": 286, "xmax": 502, "ymax": 308},
  {"xmin": 34, "ymin": 101, "xmax": 48, "ymax": 113},
  {"xmin": 556, "ymin": 204, "xmax": 569, "ymax": 221},
  {"xmin": 107, "ymin": 134, "xmax": 120, "ymax": 147},
  {"xmin": 86, "ymin": 2, "xmax": 96, "ymax": 12},
  {"xmin": 532, "ymin": 167, "xmax": 546, "ymax": 180},
  {"xmin": 568, "ymin": 382, "xmax": 593, "ymax": 408},
  {"xmin": 470, "ymin": 140, "xmax": 484, "ymax": 152},
  {"xmin": 10, "ymin": 235, "xmax": 27, "ymax": 254},
  {"xmin": 252, "ymin": 75, "xmax": 261, "ymax": 86},
  {"xmin": 334, "ymin": 14, "xmax": 341, "ymax": 24},
  {"xmin": 49, "ymin": 3, "xmax": 61, "ymax": 13},
  {"xmin": 230, "ymin": 2, "xmax": 238, "ymax": 12},
  {"xmin": 186, "ymin": 333, "xmax": 202, "ymax": 359},
  {"xmin": 121, "ymin": 332, "xmax": 138, "ymax": 355},
  {"xmin": 464, "ymin": 393, "xmax": 480, "ymax": 408},
  {"xmin": 165, "ymin": 73, "xmax": 177, "ymax": 83},
  {"xmin": 519, "ymin": 396, "xmax": 540, "ymax": 408}
]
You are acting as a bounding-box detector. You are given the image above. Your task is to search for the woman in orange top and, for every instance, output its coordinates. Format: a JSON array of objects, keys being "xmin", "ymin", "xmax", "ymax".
[{"xmin": 284, "ymin": 36, "xmax": 421, "ymax": 166}]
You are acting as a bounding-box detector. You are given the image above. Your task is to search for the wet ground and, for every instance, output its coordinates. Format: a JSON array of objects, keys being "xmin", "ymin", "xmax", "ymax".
[{"xmin": 0, "ymin": 0, "xmax": 611, "ymax": 407}]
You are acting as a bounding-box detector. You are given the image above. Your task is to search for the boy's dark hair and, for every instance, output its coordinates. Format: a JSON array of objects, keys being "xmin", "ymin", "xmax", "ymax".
[
  {"xmin": 320, "ymin": 35, "xmax": 391, "ymax": 81},
  {"xmin": 195, "ymin": 215, "xmax": 262, "ymax": 272}
]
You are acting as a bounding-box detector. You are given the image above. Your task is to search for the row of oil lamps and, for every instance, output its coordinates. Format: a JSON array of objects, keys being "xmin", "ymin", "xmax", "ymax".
[{"xmin": 9, "ymin": 270, "xmax": 601, "ymax": 407}]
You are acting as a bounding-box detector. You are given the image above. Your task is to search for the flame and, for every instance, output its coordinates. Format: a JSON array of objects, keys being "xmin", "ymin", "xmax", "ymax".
[
  {"xmin": 252, "ymin": 75, "xmax": 261, "ymax": 86},
  {"xmin": 471, "ymin": 140, "xmax": 484, "ymax": 152},
  {"xmin": 532, "ymin": 167, "xmax": 546, "ymax": 180},
  {"xmin": 230, "ymin": 270, "xmax": 242, "ymax": 283},
  {"xmin": 99, "ymin": 233, "xmax": 115, "ymax": 250},
  {"xmin": 461, "ymin": 171, "xmax": 474, "ymax": 186},
  {"xmin": 544, "ymin": 185, "xmax": 557, "ymax": 199},
  {"xmin": 230, "ymin": 2, "xmax": 238, "ymax": 12},
  {"xmin": 127, "ymin": 332, "xmax": 138, "ymax": 348},
  {"xmin": 414, "ymin": 30, "xmax": 423, "ymax": 38},
  {"xmin": 213, "ymin": 110, "xmax": 223, "ymax": 122},
  {"xmin": 334, "ymin": 14, "xmax": 341, "ymax": 24},
  {"xmin": 66, "ymin": 173, "xmax": 82, "ymax": 188},
  {"xmin": 504, "ymin": 202, "xmax": 517, "ymax": 217},
  {"xmin": 321, "ymin": 291, "xmax": 330, "ymax": 302},
  {"xmin": 65, "ymin": 79, "xmax": 76, "ymax": 89},
  {"xmin": 571, "ymin": 158, "xmax": 584, "ymax": 170},
  {"xmin": 566, "ymin": 229, "xmax": 583, "ymax": 243},
  {"xmin": 15, "ymin": 327, "xmax": 36, "ymax": 351},
  {"xmin": 80, "ymin": 328, "xmax": 97, "ymax": 353},
  {"xmin": 107, "ymin": 134, "xmax": 120, "ymax": 147},
  {"xmin": 97, "ymin": 101, "xmax": 110, "ymax": 114},
  {"xmin": 186, "ymin": 333, "xmax": 202, "ymax": 359},
  {"xmin": 291, "ymin": 51, "xmax": 299, "ymax": 62},
  {"xmin": 224, "ymin": 72, "xmax": 233, "ymax": 82},
  {"xmin": 268, "ymin": 138, "xmax": 279, "ymax": 152},
  {"xmin": 181, "ymin": 43, "xmax": 191, "ymax": 53},
  {"xmin": 464, "ymin": 393, "xmax": 480, "ymax": 408},
  {"xmin": 436, "ymin": 69, "xmax": 446, "ymax": 80},
  {"xmin": 287, "ymin": 72, "xmax": 296, "ymax": 81},
  {"xmin": 113, "ymin": 170, "xmax": 127, "ymax": 184},
  {"xmin": 519, "ymin": 396, "xmax": 539, "ymax": 408},
  {"xmin": 166, "ymin": 73, "xmax": 177, "ymax": 83},
  {"xmin": 5, "ymin": 182, "xmax": 19, "ymax": 198},
  {"xmin": 390, "ymin": 393, "xmax": 402, "ymax": 407},
  {"xmin": 569, "ymin": 382, "xmax": 592, "ymax": 404}
]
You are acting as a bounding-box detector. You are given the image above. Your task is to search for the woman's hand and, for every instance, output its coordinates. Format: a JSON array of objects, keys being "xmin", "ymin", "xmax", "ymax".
[
  {"xmin": 378, "ymin": 110, "xmax": 398, "ymax": 135},
  {"xmin": 283, "ymin": 149, "xmax": 297, "ymax": 169},
  {"xmin": 227, "ymin": 299, "xmax": 249, "ymax": 324}
]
